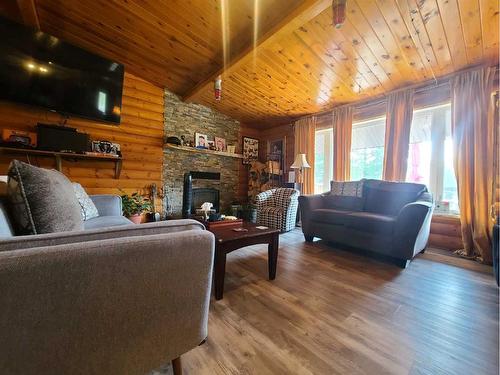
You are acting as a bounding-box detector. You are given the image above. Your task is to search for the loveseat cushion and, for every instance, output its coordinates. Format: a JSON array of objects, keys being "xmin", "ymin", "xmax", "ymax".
[
  {"xmin": 311, "ymin": 208, "xmax": 352, "ymax": 225},
  {"xmin": 7, "ymin": 160, "xmax": 84, "ymax": 235},
  {"xmin": 83, "ymin": 215, "xmax": 133, "ymax": 230},
  {"xmin": 343, "ymin": 211, "xmax": 396, "ymax": 235},
  {"xmin": 364, "ymin": 180, "xmax": 427, "ymax": 216}
]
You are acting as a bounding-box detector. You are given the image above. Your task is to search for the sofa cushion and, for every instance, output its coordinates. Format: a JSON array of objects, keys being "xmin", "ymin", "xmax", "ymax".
[
  {"xmin": 343, "ymin": 211, "xmax": 396, "ymax": 235},
  {"xmin": 311, "ymin": 208, "xmax": 352, "ymax": 225},
  {"xmin": 83, "ymin": 215, "xmax": 133, "ymax": 230},
  {"xmin": 73, "ymin": 183, "xmax": 99, "ymax": 221},
  {"xmin": 7, "ymin": 160, "xmax": 84, "ymax": 235},
  {"xmin": 364, "ymin": 180, "xmax": 427, "ymax": 216},
  {"xmin": 322, "ymin": 195, "xmax": 364, "ymax": 211}
]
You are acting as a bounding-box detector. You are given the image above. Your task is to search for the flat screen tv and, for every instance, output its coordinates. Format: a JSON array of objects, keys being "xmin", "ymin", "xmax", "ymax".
[{"xmin": 0, "ymin": 17, "xmax": 124, "ymax": 124}]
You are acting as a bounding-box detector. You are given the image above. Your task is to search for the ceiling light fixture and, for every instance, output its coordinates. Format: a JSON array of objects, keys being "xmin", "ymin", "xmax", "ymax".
[{"xmin": 332, "ymin": 0, "xmax": 347, "ymax": 29}]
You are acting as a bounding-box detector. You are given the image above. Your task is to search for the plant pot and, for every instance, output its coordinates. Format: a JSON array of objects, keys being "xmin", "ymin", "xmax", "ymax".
[{"xmin": 128, "ymin": 214, "xmax": 142, "ymax": 224}]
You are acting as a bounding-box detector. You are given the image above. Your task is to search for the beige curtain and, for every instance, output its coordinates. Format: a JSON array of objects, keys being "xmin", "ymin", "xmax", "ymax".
[
  {"xmin": 451, "ymin": 66, "xmax": 495, "ymax": 263},
  {"xmin": 383, "ymin": 89, "xmax": 415, "ymax": 181},
  {"xmin": 294, "ymin": 116, "xmax": 316, "ymax": 195},
  {"xmin": 332, "ymin": 106, "xmax": 353, "ymax": 181}
]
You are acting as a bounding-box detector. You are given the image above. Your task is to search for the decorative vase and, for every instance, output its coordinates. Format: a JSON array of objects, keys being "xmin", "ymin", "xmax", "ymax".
[{"xmin": 129, "ymin": 214, "xmax": 142, "ymax": 224}]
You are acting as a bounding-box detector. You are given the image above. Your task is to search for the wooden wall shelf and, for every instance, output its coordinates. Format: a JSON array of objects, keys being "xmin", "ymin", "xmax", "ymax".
[
  {"xmin": 165, "ymin": 143, "xmax": 244, "ymax": 159},
  {"xmin": 0, "ymin": 147, "xmax": 123, "ymax": 179}
]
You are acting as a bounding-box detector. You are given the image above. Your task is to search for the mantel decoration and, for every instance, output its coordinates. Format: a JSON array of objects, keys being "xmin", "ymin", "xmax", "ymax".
[{"xmin": 243, "ymin": 136, "xmax": 259, "ymax": 165}]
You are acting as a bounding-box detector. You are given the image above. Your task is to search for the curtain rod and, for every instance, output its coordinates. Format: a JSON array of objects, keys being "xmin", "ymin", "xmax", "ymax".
[{"xmin": 296, "ymin": 64, "xmax": 499, "ymax": 123}]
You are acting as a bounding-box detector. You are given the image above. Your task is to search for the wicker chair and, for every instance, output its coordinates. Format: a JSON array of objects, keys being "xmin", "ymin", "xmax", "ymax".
[{"xmin": 255, "ymin": 188, "xmax": 299, "ymax": 232}]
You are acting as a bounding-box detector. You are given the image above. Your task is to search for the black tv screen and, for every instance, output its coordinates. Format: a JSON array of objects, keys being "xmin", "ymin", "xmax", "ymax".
[{"xmin": 0, "ymin": 17, "xmax": 124, "ymax": 124}]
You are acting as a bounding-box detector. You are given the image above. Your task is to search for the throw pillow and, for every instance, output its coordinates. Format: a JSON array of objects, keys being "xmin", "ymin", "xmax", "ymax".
[
  {"xmin": 7, "ymin": 160, "xmax": 84, "ymax": 235},
  {"xmin": 329, "ymin": 180, "xmax": 365, "ymax": 197},
  {"xmin": 72, "ymin": 183, "xmax": 99, "ymax": 221},
  {"xmin": 323, "ymin": 180, "xmax": 365, "ymax": 211}
]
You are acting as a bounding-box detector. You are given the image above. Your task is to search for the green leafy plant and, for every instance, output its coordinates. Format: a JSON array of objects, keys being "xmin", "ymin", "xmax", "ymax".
[{"xmin": 121, "ymin": 193, "xmax": 152, "ymax": 217}]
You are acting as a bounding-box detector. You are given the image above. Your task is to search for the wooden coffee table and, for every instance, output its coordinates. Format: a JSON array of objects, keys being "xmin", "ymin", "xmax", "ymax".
[{"xmin": 206, "ymin": 222, "xmax": 280, "ymax": 300}]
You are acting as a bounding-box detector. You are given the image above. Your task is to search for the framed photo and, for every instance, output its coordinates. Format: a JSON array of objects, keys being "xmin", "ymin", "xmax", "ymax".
[
  {"xmin": 215, "ymin": 137, "xmax": 226, "ymax": 152},
  {"xmin": 267, "ymin": 137, "xmax": 286, "ymax": 171},
  {"xmin": 243, "ymin": 137, "xmax": 259, "ymax": 165},
  {"xmin": 195, "ymin": 133, "xmax": 208, "ymax": 148}
]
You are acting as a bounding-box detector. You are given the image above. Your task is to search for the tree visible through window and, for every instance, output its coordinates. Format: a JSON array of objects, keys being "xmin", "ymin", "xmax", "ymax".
[{"xmin": 350, "ymin": 116, "xmax": 386, "ymax": 180}]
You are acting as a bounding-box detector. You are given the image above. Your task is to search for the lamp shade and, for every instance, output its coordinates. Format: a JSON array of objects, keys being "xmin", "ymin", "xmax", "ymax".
[{"xmin": 290, "ymin": 153, "xmax": 311, "ymax": 169}]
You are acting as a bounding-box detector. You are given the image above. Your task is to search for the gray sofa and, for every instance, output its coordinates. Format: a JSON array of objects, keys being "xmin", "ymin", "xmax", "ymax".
[
  {"xmin": 0, "ymin": 191, "xmax": 215, "ymax": 375},
  {"xmin": 299, "ymin": 179, "xmax": 434, "ymax": 268}
]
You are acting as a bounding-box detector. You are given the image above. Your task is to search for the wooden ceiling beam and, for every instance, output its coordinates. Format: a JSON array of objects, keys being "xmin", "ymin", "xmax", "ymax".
[
  {"xmin": 182, "ymin": 0, "xmax": 332, "ymax": 102},
  {"xmin": 16, "ymin": 0, "xmax": 40, "ymax": 29}
]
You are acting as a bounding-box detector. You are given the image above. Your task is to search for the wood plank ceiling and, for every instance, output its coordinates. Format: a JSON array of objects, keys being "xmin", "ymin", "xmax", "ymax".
[{"xmin": 1, "ymin": 0, "xmax": 498, "ymax": 127}]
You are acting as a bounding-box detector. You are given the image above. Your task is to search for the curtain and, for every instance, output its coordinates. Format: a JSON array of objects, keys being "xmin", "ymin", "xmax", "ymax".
[
  {"xmin": 451, "ymin": 66, "xmax": 495, "ymax": 263},
  {"xmin": 383, "ymin": 89, "xmax": 415, "ymax": 181},
  {"xmin": 294, "ymin": 116, "xmax": 316, "ymax": 195},
  {"xmin": 332, "ymin": 106, "xmax": 353, "ymax": 181}
]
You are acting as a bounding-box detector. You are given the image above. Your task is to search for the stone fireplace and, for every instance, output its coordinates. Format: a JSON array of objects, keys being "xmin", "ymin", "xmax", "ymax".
[{"xmin": 163, "ymin": 89, "xmax": 243, "ymax": 217}]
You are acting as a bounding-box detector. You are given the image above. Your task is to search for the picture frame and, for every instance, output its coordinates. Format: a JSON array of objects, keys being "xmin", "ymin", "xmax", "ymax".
[
  {"xmin": 267, "ymin": 136, "xmax": 286, "ymax": 171},
  {"xmin": 195, "ymin": 133, "xmax": 208, "ymax": 148},
  {"xmin": 243, "ymin": 136, "xmax": 259, "ymax": 164},
  {"xmin": 215, "ymin": 137, "xmax": 226, "ymax": 152}
]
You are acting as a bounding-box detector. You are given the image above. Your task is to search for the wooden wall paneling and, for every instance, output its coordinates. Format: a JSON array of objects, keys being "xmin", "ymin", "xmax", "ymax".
[
  {"xmin": 0, "ymin": 72, "xmax": 165, "ymax": 212},
  {"xmin": 429, "ymin": 215, "xmax": 463, "ymax": 251}
]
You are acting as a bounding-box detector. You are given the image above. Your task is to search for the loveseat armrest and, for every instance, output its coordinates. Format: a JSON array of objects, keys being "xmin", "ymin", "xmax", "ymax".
[
  {"xmin": 394, "ymin": 199, "xmax": 434, "ymax": 259},
  {"xmin": 90, "ymin": 194, "xmax": 122, "ymax": 216},
  {"xmin": 0, "ymin": 229, "xmax": 215, "ymax": 375},
  {"xmin": 298, "ymin": 194, "xmax": 324, "ymax": 237},
  {"xmin": 0, "ymin": 219, "xmax": 206, "ymax": 252}
]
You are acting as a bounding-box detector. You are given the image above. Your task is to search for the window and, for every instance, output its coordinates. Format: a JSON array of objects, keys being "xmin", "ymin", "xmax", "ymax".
[
  {"xmin": 314, "ymin": 128, "xmax": 333, "ymax": 193},
  {"xmin": 406, "ymin": 103, "xmax": 458, "ymax": 213},
  {"xmin": 350, "ymin": 116, "xmax": 386, "ymax": 180}
]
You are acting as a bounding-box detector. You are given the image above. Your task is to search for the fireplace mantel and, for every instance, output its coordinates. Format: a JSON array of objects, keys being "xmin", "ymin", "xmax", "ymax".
[{"xmin": 165, "ymin": 143, "xmax": 243, "ymax": 159}]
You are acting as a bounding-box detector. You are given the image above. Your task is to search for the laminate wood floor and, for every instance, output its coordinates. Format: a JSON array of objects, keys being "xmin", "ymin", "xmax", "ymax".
[{"xmin": 183, "ymin": 229, "xmax": 499, "ymax": 375}]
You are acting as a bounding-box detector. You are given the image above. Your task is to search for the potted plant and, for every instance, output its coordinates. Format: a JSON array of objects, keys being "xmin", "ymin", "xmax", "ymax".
[
  {"xmin": 121, "ymin": 192, "xmax": 152, "ymax": 224},
  {"xmin": 238, "ymin": 203, "xmax": 257, "ymax": 223}
]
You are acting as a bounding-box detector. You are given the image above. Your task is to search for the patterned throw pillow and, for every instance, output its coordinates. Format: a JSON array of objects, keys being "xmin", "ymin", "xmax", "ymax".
[
  {"xmin": 72, "ymin": 183, "xmax": 99, "ymax": 221},
  {"xmin": 329, "ymin": 180, "xmax": 365, "ymax": 197},
  {"xmin": 7, "ymin": 160, "xmax": 84, "ymax": 235}
]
